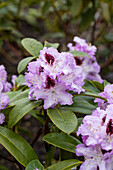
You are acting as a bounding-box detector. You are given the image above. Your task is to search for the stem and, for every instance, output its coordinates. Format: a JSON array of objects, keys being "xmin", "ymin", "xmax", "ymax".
[
  {"xmin": 43, "ymin": 110, "xmax": 50, "ymax": 152},
  {"xmin": 31, "ymin": 128, "xmax": 42, "ymax": 147}
]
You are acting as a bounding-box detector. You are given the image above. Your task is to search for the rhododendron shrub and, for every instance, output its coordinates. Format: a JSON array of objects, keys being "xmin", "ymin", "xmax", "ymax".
[{"xmin": 0, "ymin": 37, "xmax": 112, "ymax": 170}]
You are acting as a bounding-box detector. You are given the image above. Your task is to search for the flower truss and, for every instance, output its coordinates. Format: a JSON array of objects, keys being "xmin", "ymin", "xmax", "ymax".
[
  {"xmin": 25, "ymin": 47, "xmax": 85, "ymax": 109},
  {"xmin": 0, "ymin": 65, "xmax": 12, "ymax": 92},
  {"xmin": 94, "ymin": 84, "xmax": 113, "ymax": 109},
  {"xmin": 67, "ymin": 36, "xmax": 103, "ymax": 83},
  {"xmin": 76, "ymin": 101, "xmax": 113, "ymax": 169},
  {"xmin": 0, "ymin": 77, "xmax": 10, "ymax": 124}
]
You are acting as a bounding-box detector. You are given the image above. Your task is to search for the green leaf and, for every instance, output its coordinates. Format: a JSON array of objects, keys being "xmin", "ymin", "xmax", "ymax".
[
  {"xmin": 44, "ymin": 41, "xmax": 59, "ymax": 49},
  {"xmin": 68, "ymin": 50, "xmax": 91, "ymax": 58},
  {"xmin": 17, "ymin": 56, "xmax": 36, "ymax": 74},
  {"xmin": 91, "ymin": 81, "xmax": 104, "ymax": 91},
  {"xmin": 43, "ymin": 133, "xmax": 81, "ymax": 153},
  {"xmin": 75, "ymin": 118, "xmax": 83, "ymax": 132},
  {"xmin": 104, "ymin": 80, "xmax": 111, "ymax": 88},
  {"xmin": 29, "ymin": 110, "xmax": 45, "ymax": 125},
  {"xmin": 16, "ymin": 74, "xmax": 26, "ymax": 86},
  {"xmin": 0, "ymin": 126, "xmax": 38, "ymax": 167},
  {"xmin": 6, "ymin": 91, "xmax": 21, "ymax": 101},
  {"xmin": 47, "ymin": 108, "xmax": 78, "ymax": 134},
  {"xmin": 25, "ymin": 159, "xmax": 44, "ymax": 170},
  {"xmin": 82, "ymin": 91, "xmax": 107, "ymax": 100},
  {"xmin": 41, "ymin": 1, "xmax": 51, "ymax": 17},
  {"xmin": 100, "ymin": 2, "xmax": 110, "ymax": 22},
  {"xmin": 83, "ymin": 79, "xmax": 100, "ymax": 93},
  {"xmin": 8, "ymin": 100, "xmax": 41, "ymax": 128},
  {"xmin": 47, "ymin": 159, "xmax": 82, "ymax": 170},
  {"xmin": 71, "ymin": 0, "xmax": 83, "ymax": 17},
  {"xmin": 64, "ymin": 100, "xmax": 96, "ymax": 114},
  {"xmin": 21, "ymin": 38, "xmax": 43, "ymax": 57},
  {"xmin": 9, "ymin": 89, "xmax": 29, "ymax": 105},
  {"xmin": 45, "ymin": 146, "xmax": 55, "ymax": 168},
  {"xmin": 79, "ymin": 8, "xmax": 94, "ymax": 31}
]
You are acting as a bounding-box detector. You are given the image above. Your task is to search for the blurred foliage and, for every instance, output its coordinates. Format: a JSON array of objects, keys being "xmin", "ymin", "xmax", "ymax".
[{"xmin": 0, "ymin": 0, "xmax": 113, "ymax": 81}]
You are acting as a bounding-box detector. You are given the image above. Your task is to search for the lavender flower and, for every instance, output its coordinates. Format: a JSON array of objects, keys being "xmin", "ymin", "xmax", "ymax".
[
  {"xmin": 0, "ymin": 83, "xmax": 10, "ymax": 110},
  {"xmin": 0, "ymin": 113, "xmax": 5, "ymax": 124},
  {"xmin": 95, "ymin": 84, "xmax": 113, "ymax": 109},
  {"xmin": 25, "ymin": 47, "xmax": 85, "ymax": 109},
  {"xmin": 77, "ymin": 104, "xmax": 113, "ymax": 151},
  {"xmin": 0, "ymin": 65, "xmax": 11, "ymax": 92},
  {"xmin": 11, "ymin": 75, "xmax": 17, "ymax": 87},
  {"xmin": 67, "ymin": 36, "xmax": 103, "ymax": 83},
  {"xmin": 76, "ymin": 144, "xmax": 113, "ymax": 170}
]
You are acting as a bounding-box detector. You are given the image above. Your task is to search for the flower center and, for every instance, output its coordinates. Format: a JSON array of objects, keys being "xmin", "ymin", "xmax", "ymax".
[
  {"xmin": 39, "ymin": 66, "xmax": 44, "ymax": 74},
  {"xmin": 74, "ymin": 57, "xmax": 83, "ymax": 66},
  {"xmin": 45, "ymin": 76, "xmax": 55, "ymax": 89},
  {"xmin": 106, "ymin": 119, "xmax": 113, "ymax": 135},
  {"xmin": 45, "ymin": 53, "xmax": 55, "ymax": 65}
]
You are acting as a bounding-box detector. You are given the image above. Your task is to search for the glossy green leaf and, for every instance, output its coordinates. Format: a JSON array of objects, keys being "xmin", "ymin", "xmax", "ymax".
[
  {"xmin": 45, "ymin": 146, "xmax": 55, "ymax": 168},
  {"xmin": 64, "ymin": 99, "xmax": 96, "ymax": 114},
  {"xmin": 91, "ymin": 81, "xmax": 104, "ymax": 91},
  {"xmin": 82, "ymin": 91, "xmax": 107, "ymax": 100},
  {"xmin": 29, "ymin": 110, "xmax": 45, "ymax": 125},
  {"xmin": 25, "ymin": 159, "xmax": 44, "ymax": 170},
  {"xmin": 83, "ymin": 79, "xmax": 100, "ymax": 93},
  {"xmin": 17, "ymin": 56, "xmax": 36, "ymax": 74},
  {"xmin": 0, "ymin": 126, "xmax": 38, "ymax": 167},
  {"xmin": 43, "ymin": 133, "xmax": 81, "ymax": 153},
  {"xmin": 47, "ymin": 108, "xmax": 78, "ymax": 134},
  {"xmin": 16, "ymin": 74, "xmax": 26, "ymax": 86},
  {"xmin": 104, "ymin": 80, "xmax": 111, "ymax": 88},
  {"xmin": 9, "ymin": 89, "xmax": 29, "ymax": 105},
  {"xmin": 47, "ymin": 159, "xmax": 82, "ymax": 170},
  {"xmin": 21, "ymin": 38, "xmax": 43, "ymax": 57},
  {"xmin": 8, "ymin": 100, "xmax": 41, "ymax": 128},
  {"xmin": 6, "ymin": 91, "xmax": 21, "ymax": 100},
  {"xmin": 68, "ymin": 50, "xmax": 90, "ymax": 58},
  {"xmin": 44, "ymin": 41, "xmax": 59, "ymax": 49}
]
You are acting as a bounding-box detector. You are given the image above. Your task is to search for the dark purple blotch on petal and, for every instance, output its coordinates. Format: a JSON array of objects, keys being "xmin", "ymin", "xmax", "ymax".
[
  {"xmin": 106, "ymin": 119, "xmax": 113, "ymax": 135},
  {"xmin": 39, "ymin": 66, "xmax": 44, "ymax": 74},
  {"xmin": 45, "ymin": 53, "xmax": 55, "ymax": 65},
  {"xmin": 45, "ymin": 76, "xmax": 55, "ymax": 89},
  {"xmin": 101, "ymin": 115, "xmax": 106, "ymax": 125},
  {"xmin": 74, "ymin": 57, "xmax": 83, "ymax": 66}
]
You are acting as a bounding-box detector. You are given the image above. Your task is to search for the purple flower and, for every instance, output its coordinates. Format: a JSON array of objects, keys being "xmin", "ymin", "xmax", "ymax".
[
  {"xmin": 25, "ymin": 60, "xmax": 46, "ymax": 89},
  {"xmin": 76, "ymin": 144, "xmax": 113, "ymax": 170},
  {"xmin": 39, "ymin": 47, "xmax": 63, "ymax": 79},
  {"xmin": 67, "ymin": 36, "xmax": 103, "ymax": 83},
  {"xmin": 95, "ymin": 84, "xmax": 113, "ymax": 109},
  {"xmin": 11, "ymin": 75, "xmax": 17, "ymax": 87},
  {"xmin": 0, "ymin": 113, "xmax": 5, "ymax": 124},
  {"xmin": 25, "ymin": 47, "xmax": 85, "ymax": 109},
  {"xmin": 0, "ymin": 92, "xmax": 10, "ymax": 110},
  {"xmin": 77, "ymin": 104, "xmax": 113, "ymax": 151},
  {"xmin": 31, "ymin": 76, "xmax": 73, "ymax": 109},
  {"xmin": 0, "ymin": 65, "xmax": 11, "ymax": 92}
]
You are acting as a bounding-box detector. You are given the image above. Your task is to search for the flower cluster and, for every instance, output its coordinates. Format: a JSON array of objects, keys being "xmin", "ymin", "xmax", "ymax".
[
  {"xmin": 0, "ymin": 65, "xmax": 11, "ymax": 92},
  {"xmin": 76, "ymin": 99, "xmax": 113, "ymax": 169},
  {"xmin": 0, "ymin": 77, "xmax": 10, "ymax": 124},
  {"xmin": 67, "ymin": 36, "xmax": 103, "ymax": 83},
  {"xmin": 94, "ymin": 84, "xmax": 113, "ymax": 110},
  {"xmin": 25, "ymin": 47, "xmax": 85, "ymax": 109}
]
